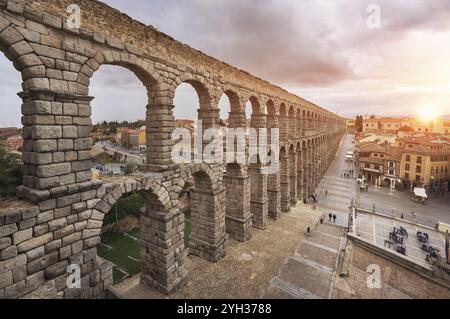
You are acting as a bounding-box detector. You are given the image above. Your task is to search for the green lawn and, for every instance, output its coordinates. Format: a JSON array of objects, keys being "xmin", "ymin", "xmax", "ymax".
[
  {"xmin": 98, "ymin": 218, "xmax": 192, "ymax": 285},
  {"xmin": 98, "ymin": 228, "xmax": 141, "ymax": 285}
]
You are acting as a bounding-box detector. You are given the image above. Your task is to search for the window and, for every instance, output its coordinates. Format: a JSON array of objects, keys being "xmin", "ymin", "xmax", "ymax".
[
  {"xmin": 416, "ymin": 175, "xmax": 421, "ymax": 182},
  {"xmin": 416, "ymin": 166, "xmax": 421, "ymax": 173},
  {"xmin": 406, "ymin": 155, "xmax": 411, "ymax": 162},
  {"xmin": 405, "ymin": 164, "xmax": 410, "ymax": 171},
  {"xmin": 375, "ymin": 165, "xmax": 380, "ymax": 170},
  {"xmin": 389, "ymin": 162, "xmax": 394, "ymax": 168},
  {"xmin": 405, "ymin": 172, "xmax": 410, "ymax": 180},
  {"xmin": 416, "ymin": 156, "xmax": 422, "ymax": 164},
  {"xmin": 388, "ymin": 169, "xmax": 395, "ymax": 175}
]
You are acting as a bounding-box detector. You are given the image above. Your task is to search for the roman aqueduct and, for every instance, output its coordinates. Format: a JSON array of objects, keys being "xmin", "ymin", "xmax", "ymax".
[{"xmin": 0, "ymin": 0, "xmax": 346, "ymax": 298}]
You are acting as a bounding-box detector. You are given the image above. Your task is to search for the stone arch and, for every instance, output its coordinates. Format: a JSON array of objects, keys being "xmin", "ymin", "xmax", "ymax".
[
  {"xmin": 179, "ymin": 163, "xmax": 227, "ymax": 261},
  {"xmin": 224, "ymin": 162, "xmax": 252, "ymax": 241},
  {"xmin": 180, "ymin": 163, "xmax": 219, "ymax": 190},
  {"xmin": 0, "ymin": 20, "xmax": 58, "ymax": 192},
  {"xmin": 82, "ymin": 177, "xmax": 177, "ymax": 293},
  {"xmin": 246, "ymin": 95, "xmax": 263, "ymax": 115},
  {"xmin": 173, "ymin": 73, "xmax": 214, "ymax": 110},
  {"xmin": 220, "ymin": 85, "xmax": 241, "ymax": 113},
  {"xmin": 0, "ymin": 20, "xmax": 44, "ymax": 73},
  {"xmin": 83, "ymin": 51, "xmax": 161, "ymax": 96},
  {"xmin": 288, "ymin": 105, "xmax": 295, "ymax": 117},
  {"xmin": 267, "ymin": 99, "xmax": 276, "ymax": 116}
]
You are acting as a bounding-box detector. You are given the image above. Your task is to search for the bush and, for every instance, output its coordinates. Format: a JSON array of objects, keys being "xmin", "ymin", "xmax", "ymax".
[{"xmin": 0, "ymin": 146, "xmax": 22, "ymax": 199}]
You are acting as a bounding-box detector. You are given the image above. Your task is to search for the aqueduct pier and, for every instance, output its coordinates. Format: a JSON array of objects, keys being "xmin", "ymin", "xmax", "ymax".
[{"xmin": 0, "ymin": 0, "xmax": 346, "ymax": 298}]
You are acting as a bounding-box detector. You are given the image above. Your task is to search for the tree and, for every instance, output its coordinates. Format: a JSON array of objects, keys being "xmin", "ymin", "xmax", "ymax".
[
  {"xmin": 0, "ymin": 146, "xmax": 23, "ymax": 199},
  {"xmin": 355, "ymin": 115, "xmax": 364, "ymax": 132}
]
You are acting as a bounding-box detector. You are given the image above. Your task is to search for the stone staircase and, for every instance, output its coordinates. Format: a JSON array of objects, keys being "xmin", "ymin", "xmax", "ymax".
[{"xmin": 263, "ymin": 221, "xmax": 346, "ymax": 299}]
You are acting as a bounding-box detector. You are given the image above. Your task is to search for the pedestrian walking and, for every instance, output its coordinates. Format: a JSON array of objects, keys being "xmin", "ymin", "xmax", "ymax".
[
  {"xmin": 320, "ymin": 218, "xmax": 324, "ymax": 224},
  {"xmin": 306, "ymin": 226, "xmax": 311, "ymax": 237},
  {"xmin": 333, "ymin": 214, "xmax": 337, "ymax": 223},
  {"xmin": 328, "ymin": 213, "xmax": 332, "ymax": 221},
  {"xmin": 401, "ymin": 214, "xmax": 404, "ymax": 219},
  {"xmin": 325, "ymin": 190, "xmax": 328, "ymax": 198},
  {"xmin": 303, "ymin": 198, "xmax": 306, "ymax": 205}
]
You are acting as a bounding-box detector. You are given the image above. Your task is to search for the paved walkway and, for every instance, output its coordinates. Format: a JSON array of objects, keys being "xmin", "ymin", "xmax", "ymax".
[
  {"xmin": 354, "ymin": 211, "xmax": 446, "ymax": 267},
  {"xmin": 264, "ymin": 134, "xmax": 354, "ymax": 299},
  {"xmin": 264, "ymin": 222, "xmax": 345, "ymax": 299}
]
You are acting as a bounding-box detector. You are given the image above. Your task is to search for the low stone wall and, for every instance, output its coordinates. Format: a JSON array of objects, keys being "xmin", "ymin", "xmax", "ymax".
[
  {"xmin": 0, "ymin": 190, "xmax": 114, "ymax": 299},
  {"xmin": 348, "ymin": 234, "xmax": 450, "ymax": 290}
]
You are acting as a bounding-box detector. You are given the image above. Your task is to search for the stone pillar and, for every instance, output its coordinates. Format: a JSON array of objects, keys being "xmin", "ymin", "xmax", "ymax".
[
  {"xmin": 189, "ymin": 184, "xmax": 228, "ymax": 262},
  {"xmin": 198, "ymin": 108, "xmax": 220, "ymax": 153},
  {"xmin": 279, "ymin": 114, "xmax": 289, "ymax": 143},
  {"xmin": 297, "ymin": 149, "xmax": 304, "ymax": 201},
  {"xmin": 249, "ymin": 163, "xmax": 269, "ymax": 229},
  {"xmin": 146, "ymin": 104, "xmax": 175, "ymax": 169},
  {"xmin": 312, "ymin": 144, "xmax": 317, "ymax": 190},
  {"xmin": 140, "ymin": 190, "xmax": 188, "ymax": 294},
  {"xmin": 280, "ymin": 150, "xmax": 291, "ymax": 212},
  {"xmin": 267, "ymin": 110, "xmax": 281, "ymax": 219},
  {"xmin": 224, "ymin": 164, "xmax": 252, "ymax": 242},
  {"xmin": 289, "ymin": 148, "xmax": 298, "ymax": 205},
  {"xmin": 289, "ymin": 113, "xmax": 296, "ymax": 141},
  {"xmin": 314, "ymin": 144, "xmax": 319, "ymax": 189},
  {"xmin": 18, "ymin": 90, "xmax": 94, "ymax": 201},
  {"xmin": 249, "ymin": 113, "xmax": 269, "ymax": 229},
  {"xmin": 307, "ymin": 146, "xmax": 313, "ymax": 197}
]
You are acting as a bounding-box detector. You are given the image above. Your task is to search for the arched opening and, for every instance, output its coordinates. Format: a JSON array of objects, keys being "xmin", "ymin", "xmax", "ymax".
[
  {"xmin": 98, "ymin": 191, "xmax": 143, "ymax": 285},
  {"xmin": 172, "ymin": 80, "xmax": 220, "ymax": 250},
  {"xmin": 173, "ymin": 83, "xmax": 199, "ymax": 121},
  {"xmin": 88, "ymin": 64, "xmax": 152, "ymax": 286},
  {"xmin": 0, "ymin": 46, "xmax": 23, "ymax": 200},
  {"xmin": 90, "ymin": 64, "xmax": 150, "ymax": 173},
  {"xmin": 279, "ymin": 103, "xmax": 289, "ymax": 140},
  {"xmin": 172, "ymin": 79, "xmax": 215, "ymax": 161},
  {"xmin": 183, "ymin": 168, "xmax": 227, "ymax": 261},
  {"xmin": 219, "ymin": 90, "xmax": 253, "ymax": 241}
]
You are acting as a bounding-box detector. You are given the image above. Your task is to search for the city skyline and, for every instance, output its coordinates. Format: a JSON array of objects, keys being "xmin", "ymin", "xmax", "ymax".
[{"xmin": 1, "ymin": 0, "xmax": 450, "ymax": 126}]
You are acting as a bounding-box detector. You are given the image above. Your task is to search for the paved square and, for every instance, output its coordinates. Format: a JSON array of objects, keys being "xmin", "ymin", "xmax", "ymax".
[{"xmin": 354, "ymin": 212, "xmax": 446, "ymax": 267}]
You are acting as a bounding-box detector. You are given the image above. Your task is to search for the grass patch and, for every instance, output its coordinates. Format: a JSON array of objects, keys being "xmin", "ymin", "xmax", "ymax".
[
  {"xmin": 98, "ymin": 228, "xmax": 141, "ymax": 285},
  {"xmin": 98, "ymin": 217, "xmax": 191, "ymax": 285}
]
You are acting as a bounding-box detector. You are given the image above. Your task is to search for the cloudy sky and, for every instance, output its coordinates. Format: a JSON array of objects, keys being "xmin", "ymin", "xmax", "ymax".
[{"xmin": 1, "ymin": 0, "xmax": 450, "ymax": 126}]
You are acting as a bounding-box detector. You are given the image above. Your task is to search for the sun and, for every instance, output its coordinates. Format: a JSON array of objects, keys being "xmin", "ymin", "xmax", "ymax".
[{"xmin": 416, "ymin": 106, "xmax": 440, "ymax": 121}]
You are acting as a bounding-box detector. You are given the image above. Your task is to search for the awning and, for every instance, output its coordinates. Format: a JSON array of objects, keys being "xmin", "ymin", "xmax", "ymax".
[
  {"xmin": 346, "ymin": 155, "xmax": 354, "ymax": 159},
  {"xmin": 414, "ymin": 187, "xmax": 428, "ymax": 199}
]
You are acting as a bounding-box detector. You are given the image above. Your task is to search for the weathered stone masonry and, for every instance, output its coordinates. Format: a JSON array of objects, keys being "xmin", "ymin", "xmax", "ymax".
[{"xmin": 0, "ymin": 0, "xmax": 345, "ymax": 298}]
